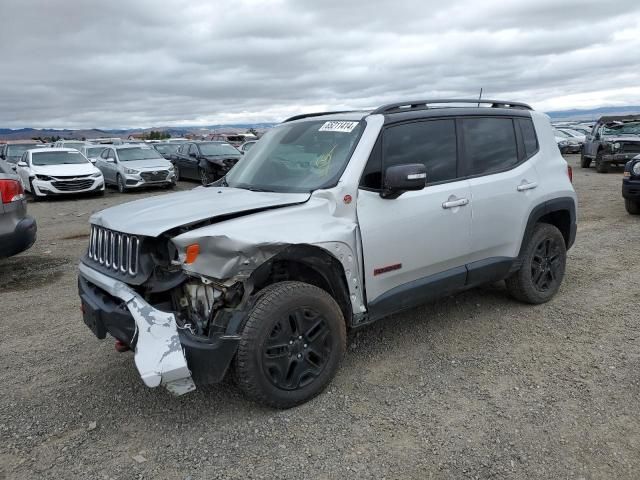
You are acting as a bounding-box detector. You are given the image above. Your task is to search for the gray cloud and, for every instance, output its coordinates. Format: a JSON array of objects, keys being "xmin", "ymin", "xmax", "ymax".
[{"xmin": 1, "ymin": 0, "xmax": 639, "ymax": 128}]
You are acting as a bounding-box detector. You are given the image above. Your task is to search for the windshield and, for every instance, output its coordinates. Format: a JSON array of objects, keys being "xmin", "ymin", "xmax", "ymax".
[
  {"xmin": 226, "ymin": 119, "xmax": 364, "ymax": 193},
  {"xmin": 603, "ymin": 121, "xmax": 640, "ymax": 136},
  {"xmin": 32, "ymin": 151, "xmax": 89, "ymax": 166},
  {"xmin": 118, "ymin": 147, "xmax": 164, "ymax": 161},
  {"xmin": 199, "ymin": 142, "xmax": 240, "ymax": 156},
  {"xmin": 86, "ymin": 147, "xmax": 106, "ymax": 157},
  {"xmin": 7, "ymin": 144, "xmax": 40, "ymax": 157},
  {"xmin": 154, "ymin": 144, "xmax": 180, "ymax": 154}
]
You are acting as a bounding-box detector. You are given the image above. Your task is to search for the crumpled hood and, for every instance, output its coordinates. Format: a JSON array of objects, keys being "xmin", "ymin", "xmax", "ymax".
[
  {"xmin": 603, "ymin": 135, "xmax": 640, "ymax": 143},
  {"xmin": 90, "ymin": 186, "xmax": 310, "ymax": 237}
]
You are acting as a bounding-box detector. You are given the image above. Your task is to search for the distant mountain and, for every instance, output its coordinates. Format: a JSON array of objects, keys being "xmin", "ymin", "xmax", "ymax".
[{"xmin": 546, "ymin": 106, "xmax": 640, "ymax": 121}]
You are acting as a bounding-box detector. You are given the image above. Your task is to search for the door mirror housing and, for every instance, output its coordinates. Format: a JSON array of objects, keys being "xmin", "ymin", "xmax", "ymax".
[
  {"xmin": 381, "ymin": 163, "xmax": 427, "ymax": 199},
  {"xmin": 17, "ymin": 161, "xmax": 28, "ymax": 167},
  {"xmin": 106, "ymin": 157, "xmax": 115, "ymax": 163}
]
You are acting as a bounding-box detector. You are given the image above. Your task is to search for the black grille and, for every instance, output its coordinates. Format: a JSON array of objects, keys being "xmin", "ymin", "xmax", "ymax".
[
  {"xmin": 140, "ymin": 170, "xmax": 169, "ymax": 182},
  {"xmin": 621, "ymin": 143, "xmax": 640, "ymax": 154},
  {"xmin": 88, "ymin": 226, "xmax": 140, "ymax": 276},
  {"xmin": 52, "ymin": 179, "xmax": 94, "ymax": 191}
]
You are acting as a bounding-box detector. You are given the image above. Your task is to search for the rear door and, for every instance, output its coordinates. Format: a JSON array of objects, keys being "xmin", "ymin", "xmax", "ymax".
[
  {"xmin": 357, "ymin": 118, "xmax": 473, "ymax": 311},
  {"xmin": 462, "ymin": 116, "xmax": 541, "ymax": 273}
]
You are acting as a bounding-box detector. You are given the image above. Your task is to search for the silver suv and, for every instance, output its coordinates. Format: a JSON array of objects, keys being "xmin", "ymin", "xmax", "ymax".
[
  {"xmin": 78, "ymin": 99, "xmax": 577, "ymax": 408},
  {"xmin": 95, "ymin": 144, "xmax": 176, "ymax": 192}
]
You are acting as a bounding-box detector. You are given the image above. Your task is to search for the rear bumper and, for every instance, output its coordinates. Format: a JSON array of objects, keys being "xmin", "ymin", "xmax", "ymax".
[
  {"xmin": 0, "ymin": 216, "xmax": 37, "ymax": 258},
  {"xmin": 77, "ymin": 263, "xmax": 239, "ymax": 394},
  {"xmin": 622, "ymin": 179, "xmax": 640, "ymax": 200}
]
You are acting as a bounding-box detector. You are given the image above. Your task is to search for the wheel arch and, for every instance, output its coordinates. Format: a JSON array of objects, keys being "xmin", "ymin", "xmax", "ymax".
[
  {"xmin": 248, "ymin": 244, "xmax": 354, "ymax": 327},
  {"xmin": 518, "ymin": 197, "xmax": 576, "ymax": 259}
]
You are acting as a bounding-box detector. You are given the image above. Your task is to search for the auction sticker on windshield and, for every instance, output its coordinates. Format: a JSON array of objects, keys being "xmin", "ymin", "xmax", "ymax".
[{"xmin": 319, "ymin": 121, "xmax": 359, "ymax": 133}]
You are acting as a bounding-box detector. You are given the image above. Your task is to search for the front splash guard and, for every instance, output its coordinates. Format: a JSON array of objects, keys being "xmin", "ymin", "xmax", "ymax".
[{"xmin": 79, "ymin": 263, "xmax": 196, "ymax": 395}]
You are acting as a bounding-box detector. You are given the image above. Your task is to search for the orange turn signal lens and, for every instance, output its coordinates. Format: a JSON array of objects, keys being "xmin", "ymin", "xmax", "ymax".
[{"xmin": 184, "ymin": 244, "xmax": 200, "ymax": 264}]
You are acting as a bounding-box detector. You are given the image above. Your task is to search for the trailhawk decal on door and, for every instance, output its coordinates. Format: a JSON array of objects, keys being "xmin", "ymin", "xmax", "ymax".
[
  {"xmin": 374, "ymin": 263, "xmax": 402, "ymax": 276},
  {"xmin": 318, "ymin": 121, "xmax": 359, "ymax": 133}
]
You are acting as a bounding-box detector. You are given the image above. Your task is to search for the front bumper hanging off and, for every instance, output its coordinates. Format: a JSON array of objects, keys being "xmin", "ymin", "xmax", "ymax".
[{"xmin": 78, "ymin": 263, "xmax": 196, "ymax": 395}]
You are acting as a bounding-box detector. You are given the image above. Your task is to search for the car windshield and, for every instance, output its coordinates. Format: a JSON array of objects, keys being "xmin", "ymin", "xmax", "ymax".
[
  {"xmin": 62, "ymin": 142, "xmax": 86, "ymax": 151},
  {"xmin": 7, "ymin": 144, "xmax": 40, "ymax": 157},
  {"xmin": 32, "ymin": 151, "xmax": 89, "ymax": 165},
  {"xmin": 86, "ymin": 147, "xmax": 106, "ymax": 157},
  {"xmin": 226, "ymin": 119, "xmax": 364, "ymax": 193},
  {"xmin": 603, "ymin": 121, "xmax": 640, "ymax": 136},
  {"xmin": 117, "ymin": 147, "xmax": 164, "ymax": 161},
  {"xmin": 154, "ymin": 144, "xmax": 180, "ymax": 154},
  {"xmin": 199, "ymin": 142, "xmax": 240, "ymax": 156}
]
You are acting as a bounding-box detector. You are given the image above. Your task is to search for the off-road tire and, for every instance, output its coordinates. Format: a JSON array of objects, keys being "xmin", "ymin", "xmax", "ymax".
[
  {"xmin": 234, "ymin": 281, "xmax": 347, "ymax": 409},
  {"xmin": 580, "ymin": 153, "xmax": 591, "ymax": 168},
  {"xmin": 506, "ymin": 223, "xmax": 567, "ymax": 304},
  {"xmin": 117, "ymin": 174, "xmax": 127, "ymax": 193},
  {"xmin": 595, "ymin": 151, "xmax": 609, "ymax": 173},
  {"xmin": 625, "ymin": 198, "xmax": 640, "ymax": 215}
]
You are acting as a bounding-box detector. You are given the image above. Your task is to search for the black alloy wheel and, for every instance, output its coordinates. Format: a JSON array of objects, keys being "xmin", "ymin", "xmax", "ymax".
[
  {"xmin": 530, "ymin": 237, "xmax": 563, "ymax": 293},
  {"xmin": 262, "ymin": 307, "xmax": 332, "ymax": 391}
]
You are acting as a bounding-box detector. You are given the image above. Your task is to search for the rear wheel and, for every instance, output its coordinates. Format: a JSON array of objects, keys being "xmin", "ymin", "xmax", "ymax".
[
  {"xmin": 506, "ymin": 223, "xmax": 567, "ymax": 304},
  {"xmin": 595, "ymin": 151, "xmax": 609, "ymax": 173},
  {"xmin": 625, "ymin": 198, "xmax": 640, "ymax": 215},
  {"xmin": 117, "ymin": 174, "xmax": 127, "ymax": 193},
  {"xmin": 234, "ymin": 281, "xmax": 347, "ymax": 409}
]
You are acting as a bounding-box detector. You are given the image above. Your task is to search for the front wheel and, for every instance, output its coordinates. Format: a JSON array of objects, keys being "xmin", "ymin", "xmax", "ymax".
[
  {"xmin": 199, "ymin": 167, "xmax": 214, "ymax": 186},
  {"xmin": 595, "ymin": 151, "xmax": 609, "ymax": 173},
  {"xmin": 625, "ymin": 198, "xmax": 640, "ymax": 215},
  {"xmin": 117, "ymin": 174, "xmax": 127, "ymax": 193},
  {"xmin": 234, "ymin": 281, "xmax": 347, "ymax": 409},
  {"xmin": 506, "ymin": 223, "xmax": 567, "ymax": 304},
  {"xmin": 580, "ymin": 153, "xmax": 591, "ymax": 168}
]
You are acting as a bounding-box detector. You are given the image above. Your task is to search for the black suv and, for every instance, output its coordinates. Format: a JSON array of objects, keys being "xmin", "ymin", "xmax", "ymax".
[
  {"xmin": 173, "ymin": 142, "xmax": 242, "ymax": 184},
  {"xmin": 623, "ymin": 156, "xmax": 640, "ymax": 214},
  {"xmin": 582, "ymin": 115, "xmax": 640, "ymax": 172}
]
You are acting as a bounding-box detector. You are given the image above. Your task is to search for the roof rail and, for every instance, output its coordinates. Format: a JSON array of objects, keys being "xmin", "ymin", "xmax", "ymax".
[
  {"xmin": 371, "ymin": 99, "xmax": 532, "ymax": 115},
  {"xmin": 283, "ymin": 110, "xmax": 356, "ymax": 123}
]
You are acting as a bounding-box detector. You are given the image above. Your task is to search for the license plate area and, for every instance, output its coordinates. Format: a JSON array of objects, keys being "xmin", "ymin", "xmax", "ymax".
[{"xmin": 82, "ymin": 298, "xmax": 107, "ymax": 339}]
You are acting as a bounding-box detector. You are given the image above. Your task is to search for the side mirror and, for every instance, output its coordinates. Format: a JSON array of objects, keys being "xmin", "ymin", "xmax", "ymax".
[
  {"xmin": 381, "ymin": 163, "xmax": 427, "ymax": 199},
  {"xmin": 106, "ymin": 157, "xmax": 115, "ymax": 163},
  {"xmin": 89, "ymin": 158, "xmax": 97, "ymax": 163},
  {"xmin": 17, "ymin": 161, "xmax": 28, "ymax": 167}
]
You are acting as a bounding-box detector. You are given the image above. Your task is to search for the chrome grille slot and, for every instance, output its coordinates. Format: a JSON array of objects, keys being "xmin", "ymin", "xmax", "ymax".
[{"xmin": 87, "ymin": 226, "xmax": 140, "ymax": 276}]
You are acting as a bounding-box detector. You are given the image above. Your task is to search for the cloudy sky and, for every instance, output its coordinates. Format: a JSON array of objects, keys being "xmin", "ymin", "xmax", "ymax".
[{"xmin": 1, "ymin": 0, "xmax": 639, "ymax": 129}]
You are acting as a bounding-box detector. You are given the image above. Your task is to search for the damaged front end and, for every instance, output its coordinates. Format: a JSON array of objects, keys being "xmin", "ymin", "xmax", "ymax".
[{"xmin": 77, "ymin": 227, "xmax": 252, "ymax": 396}]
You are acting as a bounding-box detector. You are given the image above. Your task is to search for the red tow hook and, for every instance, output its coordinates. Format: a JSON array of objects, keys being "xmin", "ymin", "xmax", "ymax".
[{"xmin": 114, "ymin": 339, "xmax": 131, "ymax": 353}]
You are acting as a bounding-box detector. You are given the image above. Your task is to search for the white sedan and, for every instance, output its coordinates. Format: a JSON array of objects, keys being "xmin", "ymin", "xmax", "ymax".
[{"xmin": 16, "ymin": 148, "xmax": 105, "ymax": 199}]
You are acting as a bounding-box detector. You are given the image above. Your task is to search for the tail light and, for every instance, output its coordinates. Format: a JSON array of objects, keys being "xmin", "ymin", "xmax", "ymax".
[
  {"xmin": 0, "ymin": 179, "xmax": 25, "ymax": 204},
  {"xmin": 567, "ymin": 165, "xmax": 573, "ymax": 183}
]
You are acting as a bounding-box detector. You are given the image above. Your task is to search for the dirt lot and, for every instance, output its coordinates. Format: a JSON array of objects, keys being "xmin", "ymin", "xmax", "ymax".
[{"xmin": 1, "ymin": 155, "xmax": 639, "ymax": 480}]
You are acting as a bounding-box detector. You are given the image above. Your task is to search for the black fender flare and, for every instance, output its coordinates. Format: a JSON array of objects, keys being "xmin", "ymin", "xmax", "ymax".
[{"xmin": 517, "ymin": 197, "xmax": 577, "ymax": 260}]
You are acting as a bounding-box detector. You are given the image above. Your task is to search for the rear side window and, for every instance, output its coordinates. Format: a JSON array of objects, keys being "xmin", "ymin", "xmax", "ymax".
[
  {"xmin": 383, "ymin": 119, "xmax": 457, "ymax": 184},
  {"xmin": 517, "ymin": 118, "xmax": 539, "ymax": 158},
  {"xmin": 462, "ymin": 118, "xmax": 518, "ymax": 176}
]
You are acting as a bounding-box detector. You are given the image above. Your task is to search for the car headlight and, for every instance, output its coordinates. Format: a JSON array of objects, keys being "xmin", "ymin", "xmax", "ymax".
[
  {"xmin": 613, "ymin": 142, "xmax": 621, "ymax": 151},
  {"xmin": 124, "ymin": 168, "xmax": 139, "ymax": 174},
  {"xmin": 91, "ymin": 172, "xmax": 102, "ymax": 178},
  {"xmin": 35, "ymin": 174, "xmax": 53, "ymax": 181},
  {"xmin": 633, "ymin": 162, "xmax": 640, "ymax": 176},
  {"xmin": 558, "ymin": 140, "xmax": 569, "ymax": 147}
]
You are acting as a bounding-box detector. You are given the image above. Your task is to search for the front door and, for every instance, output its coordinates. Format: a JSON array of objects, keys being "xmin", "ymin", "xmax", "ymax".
[{"xmin": 357, "ymin": 118, "xmax": 472, "ymax": 315}]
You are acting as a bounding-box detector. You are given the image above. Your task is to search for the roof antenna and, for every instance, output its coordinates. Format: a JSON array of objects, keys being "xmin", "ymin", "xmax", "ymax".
[{"xmin": 477, "ymin": 88, "xmax": 483, "ymax": 107}]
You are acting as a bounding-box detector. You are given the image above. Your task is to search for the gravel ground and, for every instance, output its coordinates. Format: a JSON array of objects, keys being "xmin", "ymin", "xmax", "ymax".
[{"xmin": 1, "ymin": 156, "xmax": 639, "ymax": 480}]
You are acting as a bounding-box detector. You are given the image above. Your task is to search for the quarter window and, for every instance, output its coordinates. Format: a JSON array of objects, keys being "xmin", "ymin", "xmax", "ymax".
[
  {"xmin": 383, "ymin": 119, "xmax": 458, "ymax": 184},
  {"xmin": 517, "ymin": 118, "xmax": 539, "ymax": 159},
  {"xmin": 462, "ymin": 118, "xmax": 518, "ymax": 176}
]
